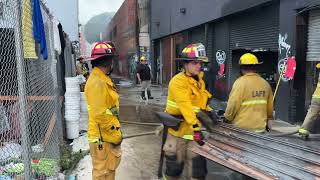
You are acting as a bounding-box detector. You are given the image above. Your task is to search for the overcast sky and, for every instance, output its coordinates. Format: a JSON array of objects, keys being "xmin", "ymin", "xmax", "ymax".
[
  {"xmin": 45, "ymin": 0, "xmax": 79, "ymax": 40},
  {"xmin": 79, "ymin": 0, "xmax": 124, "ymax": 24}
]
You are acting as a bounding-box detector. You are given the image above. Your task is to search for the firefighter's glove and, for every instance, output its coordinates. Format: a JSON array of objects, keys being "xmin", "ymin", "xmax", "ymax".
[
  {"xmin": 208, "ymin": 110, "xmax": 219, "ymax": 124},
  {"xmin": 298, "ymin": 128, "xmax": 310, "ymax": 137},
  {"xmin": 204, "ymin": 106, "xmax": 223, "ymax": 124},
  {"xmin": 193, "ymin": 131, "xmax": 205, "ymax": 146},
  {"xmin": 222, "ymin": 117, "xmax": 230, "ymax": 123}
]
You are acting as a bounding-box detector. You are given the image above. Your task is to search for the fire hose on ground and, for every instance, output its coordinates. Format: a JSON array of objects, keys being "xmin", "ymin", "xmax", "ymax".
[{"xmin": 120, "ymin": 120, "xmax": 164, "ymax": 139}]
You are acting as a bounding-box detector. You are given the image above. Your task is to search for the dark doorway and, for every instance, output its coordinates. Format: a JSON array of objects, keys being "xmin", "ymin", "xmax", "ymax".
[{"xmin": 231, "ymin": 49, "xmax": 278, "ymax": 91}]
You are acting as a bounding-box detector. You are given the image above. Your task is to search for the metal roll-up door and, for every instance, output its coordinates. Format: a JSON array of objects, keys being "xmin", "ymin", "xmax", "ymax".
[
  {"xmin": 206, "ymin": 24, "xmax": 214, "ymax": 64},
  {"xmin": 307, "ymin": 9, "xmax": 320, "ymax": 62},
  {"xmin": 305, "ymin": 9, "xmax": 320, "ymax": 121},
  {"xmin": 306, "ymin": 9, "xmax": 320, "ymax": 132},
  {"xmin": 228, "ymin": 3, "xmax": 279, "ymax": 93},
  {"xmin": 205, "ymin": 24, "xmax": 214, "ymax": 92},
  {"xmin": 230, "ymin": 4, "xmax": 279, "ymax": 51},
  {"xmin": 188, "ymin": 26, "xmax": 205, "ymax": 45}
]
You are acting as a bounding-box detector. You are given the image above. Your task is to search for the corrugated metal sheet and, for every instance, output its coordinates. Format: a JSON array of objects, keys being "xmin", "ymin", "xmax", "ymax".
[
  {"xmin": 307, "ymin": 9, "xmax": 320, "ymax": 61},
  {"xmin": 192, "ymin": 123, "xmax": 320, "ymax": 179},
  {"xmin": 230, "ymin": 4, "xmax": 279, "ymax": 51}
]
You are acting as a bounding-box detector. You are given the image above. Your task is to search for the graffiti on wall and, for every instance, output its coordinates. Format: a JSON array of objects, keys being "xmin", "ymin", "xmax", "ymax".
[
  {"xmin": 128, "ymin": 54, "xmax": 138, "ymax": 80},
  {"xmin": 278, "ymin": 33, "xmax": 292, "ymax": 82},
  {"xmin": 214, "ymin": 50, "xmax": 228, "ymax": 92},
  {"xmin": 216, "ymin": 50, "xmax": 226, "ymax": 64},
  {"xmin": 279, "ymin": 34, "xmax": 291, "ymax": 57},
  {"xmin": 216, "ymin": 50, "xmax": 226, "ymax": 78}
]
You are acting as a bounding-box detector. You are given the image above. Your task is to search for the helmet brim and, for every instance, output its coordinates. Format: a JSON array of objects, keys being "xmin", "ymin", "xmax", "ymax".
[
  {"xmin": 176, "ymin": 57, "xmax": 209, "ymax": 63},
  {"xmin": 239, "ymin": 62, "xmax": 263, "ymax": 66},
  {"xmin": 83, "ymin": 54, "xmax": 117, "ymax": 62}
]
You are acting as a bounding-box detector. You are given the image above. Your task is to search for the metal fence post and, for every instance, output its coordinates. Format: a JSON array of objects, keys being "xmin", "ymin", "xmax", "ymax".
[
  {"xmin": 49, "ymin": 15, "xmax": 64, "ymax": 143},
  {"xmin": 14, "ymin": 0, "xmax": 32, "ymax": 178}
]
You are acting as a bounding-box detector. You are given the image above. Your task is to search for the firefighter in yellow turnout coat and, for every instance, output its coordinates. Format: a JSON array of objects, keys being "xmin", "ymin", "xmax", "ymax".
[
  {"xmin": 224, "ymin": 53, "xmax": 274, "ymax": 132},
  {"xmin": 163, "ymin": 43, "xmax": 212, "ymax": 180},
  {"xmin": 84, "ymin": 42, "xmax": 122, "ymax": 180},
  {"xmin": 299, "ymin": 63, "xmax": 320, "ymax": 136}
]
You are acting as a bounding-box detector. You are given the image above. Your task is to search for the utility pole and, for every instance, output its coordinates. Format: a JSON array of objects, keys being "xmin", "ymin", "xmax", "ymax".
[
  {"xmin": 76, "ymin": 0, "xmax": 80, "ymax": 41},
  {"xmin": 16, "ymin": 0, "xmax": 32, "ymax": 178}
]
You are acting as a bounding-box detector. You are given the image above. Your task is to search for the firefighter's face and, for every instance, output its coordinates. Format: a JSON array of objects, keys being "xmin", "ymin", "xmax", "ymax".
[
  {"xmin": 185, "ymin": 61, "xmax": 202, "ymax": 76},
  {"xmin": 140, "ymin": 60, "xmax": 147, "ymax": 64}
]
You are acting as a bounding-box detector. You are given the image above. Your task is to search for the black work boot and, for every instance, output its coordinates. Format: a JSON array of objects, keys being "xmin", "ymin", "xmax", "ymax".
[
  {"xmin": 147, "ymin": 90, "xmax": 154, "ymax": 99},
  {"xmin": 141, "ymin": 91, "xmax": 146, "ymax": 100}
]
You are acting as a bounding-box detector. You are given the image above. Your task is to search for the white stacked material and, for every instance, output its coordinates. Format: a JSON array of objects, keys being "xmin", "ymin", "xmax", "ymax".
[
  {"xmin": 80, "ymin": 92, "xmax": 87, "ymax": 112},
  {"xmin": 80, "ymin": 113, "xmax": 88, "ymax": 131},
  {"xmin": 65, "ymin": 77, "xmax": 80, "ymax": 139},
  {"xmin": 66, "ymin": 120, "xmax": 80, "ymax": 139},
  {"xmin": 80, "ymin": 92, "xmax": 88, "ymax": 131}
]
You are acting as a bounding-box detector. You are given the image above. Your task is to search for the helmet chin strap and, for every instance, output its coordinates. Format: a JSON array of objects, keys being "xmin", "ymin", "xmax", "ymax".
[
  {"xmin": 106, "ymin": 64, "xmax": 114, "ymax": 76},
  {"xmin": 107, "ymin": 68, "xmax": 113, "ymax": 76}
]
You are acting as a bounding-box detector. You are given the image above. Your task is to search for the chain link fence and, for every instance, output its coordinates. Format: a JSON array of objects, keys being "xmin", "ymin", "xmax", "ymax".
[{"xmin": 0, "ymin": 0, "xmax": 64, "ymax": 178}]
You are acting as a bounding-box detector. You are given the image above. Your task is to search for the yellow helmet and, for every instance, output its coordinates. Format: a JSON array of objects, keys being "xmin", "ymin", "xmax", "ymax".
[
  {"xmin": 140, "ymin": 56, "xmax": 147, "ymax": 61},
  {"xmin": 316, "ymin": 63, "xmax": 320, "ymax": 69},
  {"xmin": 239, "ymin": 53, "xmax": 262, "ymax": 65}
]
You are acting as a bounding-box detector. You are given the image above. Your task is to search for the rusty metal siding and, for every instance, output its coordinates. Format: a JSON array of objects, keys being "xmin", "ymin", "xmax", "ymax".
[{"xmin": 192, "ymin": 124, "xmax": 320, "ymax": 180}]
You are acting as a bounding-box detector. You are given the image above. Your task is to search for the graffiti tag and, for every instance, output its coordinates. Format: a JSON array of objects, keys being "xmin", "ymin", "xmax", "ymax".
[
  {"xmin": 279, "ymin": 34, "xmax": 291, "ymax": 57},
  {"xmin": 216, "ymin": 50, "xmax": 226, "ymax": 65},
  {"xmin": 278, "ymin": 34, "xmax": 292, "ymax": 82},
  {"xmin": 215, "ymin": 50, "xmax": 226, "ymax": 79}
]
